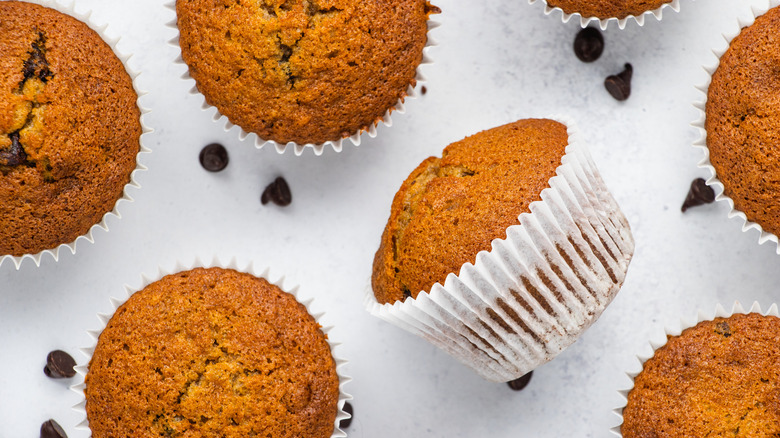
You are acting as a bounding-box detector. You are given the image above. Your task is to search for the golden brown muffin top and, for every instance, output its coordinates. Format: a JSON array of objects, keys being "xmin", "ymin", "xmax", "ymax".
[
  {"xmin": 622, "ymin": 313, "xmax": 780, "ymax": 437},
  {"xmin": 0, "ymin": 1, "xmax": 141, "ymax": 257},
  {"xmin": 176, "ymin": 0, "xmax": 438, "ymax": 145},
  {"xmin": 372, "ymin": 119, "xmax": 568, "ymax": 304},
  {"xmin": 544, "ymin": 0, "xmax": 671, "ymax": 19},
  {"xmin": 85, "ymin": 267, "xmax": 340, "ymax": 438},
  {"xmin": 706, "ymin": 6, "xmax": 780, "ymax": 238}
]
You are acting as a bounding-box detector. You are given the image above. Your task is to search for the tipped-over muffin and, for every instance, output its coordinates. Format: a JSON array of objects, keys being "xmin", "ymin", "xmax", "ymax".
[
  {"xmin": 85, "ymin": 267, "xmax": 340, "ymax": 438},
  {"xmin": 373, "ymin": 119, "xmax": 569, "ymax": 304},
  {"xmin": 705, "ymin": 6, "xmax": 780, "ymax": 238},
  {"xmin": 622, "ymin": 313, "xmax": 780, "ymax": 436},
  {"xmin": 175, "ymin": 0, "xmax": 439, "ymax": 145},
  {"xmin": 368, "ymin": 118, "xmax": 634, "ymax": 382},
  {"xmin": 0, "ymin": 1, "xmax": 141, "ymax": 257},
  {"xmin": 545, "ymin": 0, "xmax": 672, "ymax": 19}
]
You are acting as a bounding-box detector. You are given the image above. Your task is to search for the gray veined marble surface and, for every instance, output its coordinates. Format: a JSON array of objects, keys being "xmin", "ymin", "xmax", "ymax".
[{"xmin": 1, "ymin": 0, "xmax": 778, "ymax": 436}]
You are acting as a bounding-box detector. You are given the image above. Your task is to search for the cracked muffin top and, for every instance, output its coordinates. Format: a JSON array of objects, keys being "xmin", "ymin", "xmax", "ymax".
[
  {"xmin": 544, "ymin": 0, "xmax": 672, "ymax": 20},
  {"xmin": 0, "ymin": 1, "xmax": 140, "ymax": 257},
  {"xmin": 175, "ymin": 0, "xmax": 438, "ymax": 145},
  {"xmin": 622, "ymin": 313, "xmax": 780, "ymax": 437},
  {"xmin": 372, "ymin": 119, "xmax": 568, "ymax": 304},
  {"xmin": 706, "ymin": 6, "xmax": 780, "ymax": 238},
  {"xmin": 85, "ymin": 267, "xmax": 340, "ymax": 438}
]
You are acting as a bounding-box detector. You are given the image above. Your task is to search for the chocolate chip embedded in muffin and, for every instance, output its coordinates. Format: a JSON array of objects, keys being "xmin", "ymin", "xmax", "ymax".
[
  {"xmin": 371, "ymin": 119, "xmax": 568, "ymax": 304},
  {"xmin": 175, "ymin": 0, "xmax": 439, "ymax": 145}
]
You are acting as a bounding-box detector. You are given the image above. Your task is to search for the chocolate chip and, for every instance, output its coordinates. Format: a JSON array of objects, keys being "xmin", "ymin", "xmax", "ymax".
[
  {"xmin": 199, "ymin": 143, "xmax": 229, "ymax": 172},
  {"xmin": 681, "ymin": 178, "xmax": 716, "ymax": 212},
  {"xmin": 22, "ymin": 32, "xmax": 53, "ymax": 86},
  {"xmin": 573, "ymin": 27, "xmax": 604, "ymax": 63},
  {"xmin": 604, "ymin": 63, "xmax": 633, "ymax": 101},
  {"xmin": 339, "ymin": 401, "xmax": 353, "ymax": 429},
  {"xmin": 715, "ymin": 321, "xmax": 732, "ymax": 338},
  {"xmin": 0, "ymin": 132, "xmax": 28, "ymax": 167},
  {"xmin": 421, "ymin": 86, "xmax": 427, "ymax": 95},
  {"xmin": 43, "ymin": 350, "xmax": 77, "ymax": 379},
  {"xmin": 40, "ymin": 419, "xmax": 67, "ymax": 438},
  {"xmin": 261, "ymin": 176, "xmax": 292, "ymax": 206},
  {"xmin": 506, "ymin": 371, "xmax": 533, "ymax": 391}
]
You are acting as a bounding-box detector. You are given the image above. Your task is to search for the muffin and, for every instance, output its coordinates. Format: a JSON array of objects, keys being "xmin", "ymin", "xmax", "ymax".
[
  {"xmin": 0, "ymin": 1, "xmax": 141, "ymax": 258},
  {"xmin": 84, "ymin": 267, "xmax": 342, "ymax": 438},
  {"xmin": 544, "ymin": 0, "xmax": 673, "ymax": 20},
  {"xmin": 368, "ymin": 118, "xmax": 635, "ymax": 382},
  {"xmin": 621, "ymin": 311, "xmax": 780, "ymax": 436},
  {"xmin": 175, "ymin": 0, "xmax": 438, "ymax": 147},
  {"xmin": 704, "ymin": 5, "xmax": 780, "ymax": 240}
]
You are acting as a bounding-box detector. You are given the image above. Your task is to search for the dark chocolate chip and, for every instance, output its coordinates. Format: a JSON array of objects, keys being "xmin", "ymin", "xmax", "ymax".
[
  {"xmin": 573, "ymin": 27, "xmax": 604, "ymax": 63},
  {"xmin": 339, "ymin": 401, "xmax": 353, "ymax": 429},
  {"xmin": 506, "ymin": 371, "xmax": 533, "ymax": 391},
  {"xmin": 0, "ymin": 132, "xmax": 28, "ymax": 167},
  {"xmin": 421, "ymin": 86, "xmax": 427, "ymax": 95},
  {"xmin": 261, "ymin": 176, "xmax": 292, "ymax": 207},
  {"xmin": 43, "ymin": 350, "xmax": 77, "ymax": 379},
  {"xmin": 604, "ymin": 63, "xmax": 633, "ymax": 101},
  {"xmin": 715, "ymin": 321, "xmax": 732, "ymax": 338},
  {"xmin": 199, "ymin": 143, "xmax": 229, "ymax": 172},
  {"xmin": 402, "ymin": 286, "xmax": 412, "ymax": 301},
  {"xmin": 681, "ymin": 178, "xmax": 716, "ymax": 212},
  {"xmin": 21, "ymin": 32, "xmax": 53, "ymax": 87},
  {"xmin": 40, "ymin": 419, "xmax": 67, "ymax": 438}
]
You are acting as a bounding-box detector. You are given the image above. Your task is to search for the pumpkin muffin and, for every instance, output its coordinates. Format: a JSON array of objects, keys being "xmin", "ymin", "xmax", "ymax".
[
  {"xmin": 85, "ymin": 267, "xmax": 340, "ymax": 438},
  {"xmin": 705, "ymin": 6, "xmax": 780, "ymax": 238},
  {"xmin": 175, "ymin": 0, "xmax": 439, "ymax": 146},
  {"xmin": 368, "ymin": 118, "xmax": 634, "ymax": 382},
  {"xmin": 0, "ymin": 1, "xmax": 141, "ymax": 257},
  {"xmin": 622, "ymin": 313, "xmax": 780, "ymax": 437},
  {"xmin": 544, "ymin": 0, "xmax": 672, "ymax": 20},
  {"xmin": 372, "ymin": 119, "xmax": 569, "ymax": 304}
]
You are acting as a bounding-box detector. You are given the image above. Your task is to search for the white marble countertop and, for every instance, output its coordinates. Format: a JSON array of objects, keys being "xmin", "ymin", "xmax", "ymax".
[{"xmin": 2, "ymin": 0, "xmax": 779, "ymax": 436}]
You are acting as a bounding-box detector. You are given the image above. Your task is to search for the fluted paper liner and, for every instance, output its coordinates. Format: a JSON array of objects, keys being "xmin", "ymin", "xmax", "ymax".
[
  {"xmin": 0, "ymin": 0, "xmax": 152, "ymax": 270},
  {"xmin": 611, "ymin": 301, "xmax": 780, "ymax": 436},
  {"xmin": 165, "ymin": 1, "xmax": 438, "ymax": 156},
  {"xmin": 528, "ymin": 0, "xmax": 681, "ymax": 30},
  {"xmin": 70, "ymin": 257, "xmax": 352, "ymax": 437},
  {"xmin": 692, "ymin": 0, "xmax": 780, "ymax": 254},
  {"xmin": 366, "ymin": 116, "xmax": 635, "ymax": 382}
]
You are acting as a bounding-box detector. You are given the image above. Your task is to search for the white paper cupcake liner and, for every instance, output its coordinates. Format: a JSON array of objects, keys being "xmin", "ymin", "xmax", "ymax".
[
  {"xmin": 70, "ymin": 257, "xmax": 352, "ymax": 437},
  {"xmin": 529, "ymin": 0, "xmax": 681, "ymax": 30},
  {"xmin": 365, "ymin": 115, "xmax": 635, "ymax": 382},
  {"xmin": 166, "ymin": 1, "xmax": 438, "ymax": 156},
  {"xmin": 0, "ymin": 0, "xmax": 152, "ymax": 270},
  {"xmin": 611, "ymin": 301, "xmax": 780, "ymax": 436},
  {"xmin": 692, "ymin": 0, "xmax": 780, "ymax": 255}
]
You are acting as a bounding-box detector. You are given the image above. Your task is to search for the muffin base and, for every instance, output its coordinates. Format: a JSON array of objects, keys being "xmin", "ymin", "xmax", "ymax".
[{"xmin": 528, "ymin": 0, "xmax": 681, "ymax": 30}]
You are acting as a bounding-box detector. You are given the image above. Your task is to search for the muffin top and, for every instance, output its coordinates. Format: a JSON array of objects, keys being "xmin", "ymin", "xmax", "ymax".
[
  {"xmin": 175, "ymin": 0, "xmax": 438, "ymax": 145},
  {"xmin": 372, "ymin": 119, "xmax": 568, "ymax": 304},
  {"xmin": 85, "ymin": 267, "xmax": 340, "ymax": 438},
  {"xmin": 622, "ymin": 313, "xmax": 780, "ymax": 437},
  {"xmin": 544, "ymin": 0, "xmax": 671, "ymax": 19},
  {"xmin": 706, "ymin": 6, "xmax": 780, "ymax": 237},
  {"xmin": 0, "ymin": 1, "xmax": 141, "ymax": 257}
]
